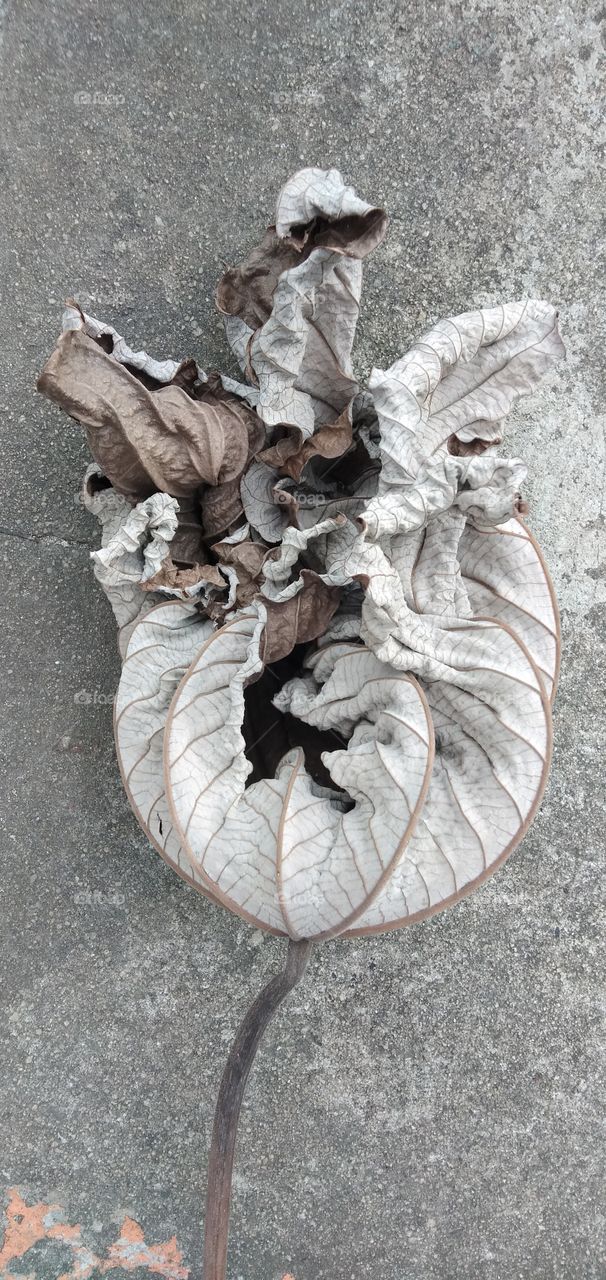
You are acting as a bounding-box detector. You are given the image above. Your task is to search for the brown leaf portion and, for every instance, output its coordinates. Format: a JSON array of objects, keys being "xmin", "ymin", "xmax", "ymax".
[
  {"xmin": 171, "ymin": 357, "xmax": 200, "ymax": 395},
  {"xmin": 212, "ymin": 537, "xmax": 274, "ymax": 607},
  {"xmin": 195, "ymin": 371, "xmax": 265, "ymax": 449},
  {"xmin": 37, "ymin": 330, "xmax": 261, "ymax": 501},
  {"xmin": 213, "ymin": 538, "xmax": 270, "ymax": 578},
  {"xmin": 258, "ymin": 405, "xmax": 353, "ymax": 481},
  {"xmin": 195, "ymin": 373, "xmax": 266, "ymax": 537},
  {"xmin": 201, "ymin": 478, "xmax": 245, "ymax": 539},
  {"xmin": 141, "ymin": 561, "xmax": 225, "ymax": 593},
  {"xmin": 216, "ymin": 229, "xmax": 302, "ymax": 330},
  {"xmin": 260, "ymin": 570, "xmax": 341, "ymax": 664},
  {"xmin": 170, "ymin": 493, "xmax": 207, "ymax": 565}
]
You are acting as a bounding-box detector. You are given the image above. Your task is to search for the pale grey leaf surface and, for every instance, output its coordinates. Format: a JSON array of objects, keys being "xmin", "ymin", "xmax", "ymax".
[
  {"xmin": 410, "ymin": 509, "xmax": 473, "ymax": 621},
  {"xmin": 114, "ymin": 601, "xmax": 216, "ymax": 896},
  {"xmin": 164, "ymin": 606, "xmax": 293, "ymax": 933},
  {"xmin": 91, "ymin": 492, "xmax": 179, "ymax": 584},
  {"xmin": 82, "ymin": 472, "xmax": 232, "ymax": 653},
  {"xmin": 345, "ymin": 620, "xmax": 552, "ymax": 934},
  {"xmin": 272, "ymin": 643, "xmax": 433, "ymax": 939},
  {"xmin": 239, "ymin": 460, "xmax": 287, "ymax": 543},
  {"xmin": 222, "ymin": 314, "xmax": 255, "ymax": 377},
  {"xmin": 261, "ymin": 516, "xmax": 346, "ymax": 597},
  {"xmin": 359, "ymin": 453, "xmax": 527, "ymax": 543},
  {"xmin": 368, "ymin": 300, "xmax": 564, "ymax": 485},
  {"xmin": 249, "ymin": 249, "xmax": 362, "ymax": 436},
  {"xmin": 458, "ymin": 517, "xmax": 560, "ymax": 702},
  {"xmin": 233, "ymin": 167, "xmax": 388, "ymax": 439},
  {"xmin": 81, "ymin": 466, "xmax": 168, "ymax": 656}
]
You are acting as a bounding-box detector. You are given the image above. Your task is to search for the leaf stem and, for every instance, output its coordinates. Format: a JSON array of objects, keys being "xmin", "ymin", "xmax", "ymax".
[{"xmin": 203, "ymin": 937, "xmax": 314, "ymax": 1280}]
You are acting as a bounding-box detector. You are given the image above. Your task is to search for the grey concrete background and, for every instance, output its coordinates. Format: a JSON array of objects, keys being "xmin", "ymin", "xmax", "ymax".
[{"xmin": 1, "ymin": 1, "xmax": 604, "ymax": 1277}]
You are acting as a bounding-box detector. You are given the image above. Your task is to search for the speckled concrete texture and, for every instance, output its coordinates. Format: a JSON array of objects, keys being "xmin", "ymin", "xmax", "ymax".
[{"xmin": 0, "ymin": 1, "xmax": 604, "ymax": 1277}]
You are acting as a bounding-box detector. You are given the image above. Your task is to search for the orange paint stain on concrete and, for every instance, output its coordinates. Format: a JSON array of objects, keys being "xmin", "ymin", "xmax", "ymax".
[
  {"xmin": 0, "ymin": 1189, "xmax": 58, "ymax": 1272},
  {"xmin": 0, "ymin": 1188, "xmax": 189, "ymax": 1280},
  {"xmin": 103, "ymin": 1215, "xmax": 188, "ymax": 1277}
]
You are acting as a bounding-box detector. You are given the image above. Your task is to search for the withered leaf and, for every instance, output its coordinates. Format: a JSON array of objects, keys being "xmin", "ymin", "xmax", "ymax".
[
  {"xmin": 219, "ymin": 171, "xmax": 388, "ymax": 444},
  {"xmin": 51, "ymin": 173, "xmax": 565, "ymax": 943},
  {"xmin": 114, "ymin": 600, "xmax": 219, "ymax": 900},
  {"xmin": 240, "ymin": 460, "xmax": 290, "ymax": 542},
  {"xmin": 197, "ymin": 373, "xmax": 266, "ymax": 537},
  {"xmin": 368, "ymin": 299, "xmax": 565, "ymax": 483},
  {"xmin": 218, "ymin": 169, "xmax": 388, "ymax": 334},
  {"xmin": 195, "ymin": 371, "xmax": 265, "ymax": 448},
  {"xmin": 38, "ymin": 329, "xmax": 262, "ymax": 501},
  {"xmin": 212, "ymin": 537, "xmax": 271, "ymax": 579},
  {"xmin": 164, "ymin": 607, "xmax": 434, "ymax": 939},
  {"xmin": 260, "ymin": 569, "xmax": 341, "ymax": 664}
]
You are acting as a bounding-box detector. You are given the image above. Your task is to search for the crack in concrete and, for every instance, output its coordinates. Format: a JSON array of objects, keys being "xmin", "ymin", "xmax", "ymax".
[{"xmin": 0, "ymin": 526, "xmax": 92, "ymax": 549}]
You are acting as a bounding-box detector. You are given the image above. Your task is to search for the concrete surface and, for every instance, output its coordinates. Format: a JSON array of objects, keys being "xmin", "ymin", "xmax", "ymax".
[{"xmin": 1, "ymin": 1, "xmax": 605, "ymax": 1277}]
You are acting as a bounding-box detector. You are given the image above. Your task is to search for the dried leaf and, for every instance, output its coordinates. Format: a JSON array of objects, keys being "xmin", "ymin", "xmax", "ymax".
[
  {"xmin": 359, "ymin": 452, "xmax": 528, "ymax": 543},
  {"xmin": 53, "ymin": 172, "xmax": 566, "ymax": 940},
  {"xmin": 38, "ymin": 329, "xmax": 259, "ymax": 501},
  {"xmin": 189, "ymin": 373, "xmax": 267, "ymax": 538},
  {"xmin": 308, "ymin": 500, "xmax": 555, "ymax": 932},
  {"xmin": 219, "ymin": 169, "xmax": 387, "ymax": 444},
  {"xmin": 201, "ymin": 478, "xmax": 246, "ymax": 539},
  {"xmin": 344, "ymin": 622, "xmax": 552, "ymax": 934},
  {"xmin": 91, "ymin": 491, "xmax": 179, "ymax": 582},
  {"xmin": 170, "ymin": 493, "xmax": 207, "ymax": 565},
  {"xmin": 248, "ymin": 250, "xmax": 362, "ymax": 437},
  {"xmin": 218, "ymin": 167, "xmax": 387, "ymax": 335},
  {"xmin": 211, "ymin": 536, "xmax": 272, "ymax": 607},
  {"xmin": 217, "ymin": 228, "xmax": 302, "ymax": 330},
  {"xmin": 240, "ymin": 460, "xmax": 289, "ymax": 543}
]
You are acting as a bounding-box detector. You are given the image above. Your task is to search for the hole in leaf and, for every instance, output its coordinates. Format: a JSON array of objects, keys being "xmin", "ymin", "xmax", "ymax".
[{"xmin": 243, "ymin": 643, "xmax": 352, "ymax": 802}]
